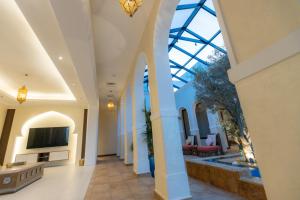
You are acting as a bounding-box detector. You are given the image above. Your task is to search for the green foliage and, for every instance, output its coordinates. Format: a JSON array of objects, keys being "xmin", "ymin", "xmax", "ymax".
[
  {"xmin": 143, "ymin": 109, "xmax": 154, "ymax": 155},
  {"xmin": 193, "ymin": 51, "xmax": 255, "ymax": 163},
  {"xmin": 193, "ymin": 51, "xmax": 246, "ymax": 135}
]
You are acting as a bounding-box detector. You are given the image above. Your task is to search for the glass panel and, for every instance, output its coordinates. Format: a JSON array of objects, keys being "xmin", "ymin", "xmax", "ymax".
[
  {"xmin": 172, "ymin": 80, "xmax": 185, "ymax": 87},
  {"xmin": 211, "ymin": 34, "xmax": 226, "ymax": 50},
  {"xmin": 204, "ymin": 0, "xmax": 215, "ymax": 11},
  {"xmin": 168, "ymin": 38, "xmax": 174, "ymax": 45},
  {"xmin": 171, "ymin": 9, "xmax": 194, "ymax": 29},
  {"xmin": 187, "ymin": 9, "xmax": 219, "ymax": 40},
  {"xmin": 182, "ymin": 31, "xmax": 199, "ymax": 40},
  {"xmin": 169, "ymin": 48, "xmax": 191, "ymax": 66},
  {"xmin": 176, "ymin": 70, "xmax": 186, "ymax": 77},
  {"xmin": 176, "ymin": 40, "xmax": 203, "ymax": 55},
  {"xmin": 178, "ymin": 0, "xmax": 200, "ymax": 5},
  {"xmin": 171, "ymin": 68, "xmax": 180, "ymax": 74},
  {"xmin": 185, "ymin": 59, "xmax": 198, "ymax": 69},
  {"xmin": 173, "ymin": 88, "xmax": 178, "ymax": 92},
  {"xmin": 196, "ymin": 45, "xmax": 216, "ymax": 62},
  {"xmin": 181, "ymin": 71, "xmax": 194, "ymax": 81}
]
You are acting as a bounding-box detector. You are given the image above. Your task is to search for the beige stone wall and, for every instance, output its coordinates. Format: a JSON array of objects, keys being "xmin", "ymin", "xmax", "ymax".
[
  {"xmin": 98, "ymin": 106, "xmax": 118, "ymax": 156},
  {"xmin": 219, "ymin": 0, "xmax": 300, "ymax": 63},
  {"xmin": 215, "ymin": 0, "xmax": 300, "ymax": 199},
  {"xmin": 236, "ymin": 53, "xmax": 300, "ymax": 200}
]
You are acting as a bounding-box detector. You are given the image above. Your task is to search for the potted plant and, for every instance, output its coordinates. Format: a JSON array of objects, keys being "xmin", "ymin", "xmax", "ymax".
[{"xmin": 143, "ymin": 109, "xmax": 155, "ymax": 177}]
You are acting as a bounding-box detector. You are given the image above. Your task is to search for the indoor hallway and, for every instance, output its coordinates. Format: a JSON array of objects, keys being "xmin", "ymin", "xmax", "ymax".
[{"xmin": 85, "ymin": 156, "xmax": 244, "ymax": 200}]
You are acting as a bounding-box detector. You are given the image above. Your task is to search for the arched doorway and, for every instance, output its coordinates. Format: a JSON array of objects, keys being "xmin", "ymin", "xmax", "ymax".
[
  {"xmin": 181, "ymin": 108, "xmax": 191, "ymax": 140},
  {"xmin": 195, "ymin": 103, "xmax": 210, "ymax": 140}
]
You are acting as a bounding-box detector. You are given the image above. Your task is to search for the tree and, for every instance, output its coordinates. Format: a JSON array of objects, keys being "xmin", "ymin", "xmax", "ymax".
[{"xmin": 193, "ymin": 51, "xmax": 255, "ymax": 163}]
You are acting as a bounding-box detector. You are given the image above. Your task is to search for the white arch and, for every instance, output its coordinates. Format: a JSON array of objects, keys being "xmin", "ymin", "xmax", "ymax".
[
  {"xmin": 131, "ymin": 52, "xmax": 150, "ymax": 174},
  {"xmin": 150, "ymin": 0, "xmax": 191, "ymax": 199},
  {"xmin": 12, "ymin": 111, "xmax": 77, "ymax": 163},
  {"xmin": 21, "ymin": 111, "xmax": 76, "ymax": 136}
]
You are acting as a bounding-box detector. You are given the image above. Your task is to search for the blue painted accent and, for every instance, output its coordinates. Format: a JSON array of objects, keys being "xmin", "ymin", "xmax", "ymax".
[{"xmin": 148, "ymin": 155, "xmax": 155, "ymax": 178}]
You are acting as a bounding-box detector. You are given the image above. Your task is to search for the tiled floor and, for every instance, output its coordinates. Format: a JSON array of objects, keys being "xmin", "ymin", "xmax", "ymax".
[{"xmin": 85, "ymin": 156, "xmax": 245, "ymax": 200}]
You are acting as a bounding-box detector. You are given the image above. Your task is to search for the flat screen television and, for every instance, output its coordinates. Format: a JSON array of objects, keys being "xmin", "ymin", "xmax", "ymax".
[{"xmin": 26, "ymin": 127, "xmax": 69, "ymax": 149}]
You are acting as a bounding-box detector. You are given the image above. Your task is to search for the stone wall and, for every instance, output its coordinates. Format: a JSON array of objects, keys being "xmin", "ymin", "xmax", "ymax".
[{"xmin": 186, "ymin": 161, "xmax": 267, "ymax": 200}]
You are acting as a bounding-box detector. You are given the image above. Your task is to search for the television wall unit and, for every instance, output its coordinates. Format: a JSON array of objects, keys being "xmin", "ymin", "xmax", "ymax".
[
  {"xmin": 26, "ymin": 127, "xmax": 69, "ymax": 149},
  {"xmin": 15, "ymin": 150, "xmax": 69, "ymax": 167}
]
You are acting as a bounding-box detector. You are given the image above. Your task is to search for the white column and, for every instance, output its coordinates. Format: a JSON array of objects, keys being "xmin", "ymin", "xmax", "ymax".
[
  {"xmin": 188, "ymin": 106, "xmax": 200, "ymax": 145},
  {"xmin": 207, "ymin": 109, "xmax": 228, "ymax": 152},
  {"xmin": 119, "ymin": 96, "xmax": 125, "ymax": 160},
  {"xmin": 116, "ymin": 103, "xmax": 121, "ymax": 157},
  {"xmin": 132, "ymin": 59, "xmax": 150, "ymax": 173},
  {"xmin": 84, "ymin": 104, "xmax": 99, "ymax": 166},
  {"xmin": 124, "ymin": 87, "xmax": 133, "ymax": 164},
  {"xmin": 149, "ymin": 50, "xmax": 191, "ymax": 199}
]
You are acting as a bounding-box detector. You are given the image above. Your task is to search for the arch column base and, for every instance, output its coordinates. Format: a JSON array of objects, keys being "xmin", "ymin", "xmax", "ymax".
[
  {"xmin": 133, "ymin": 128, "xmax": 150, "ymax": 174},
  {"xmin": 151, "ymin": 113, "xmax": 191, "ymax": 200},
  {"xmin": 124, "ymin": 131, "xmax": 133, "ymax": 165}
]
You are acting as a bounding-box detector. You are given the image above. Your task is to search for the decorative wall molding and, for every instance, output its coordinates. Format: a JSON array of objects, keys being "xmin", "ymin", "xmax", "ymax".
[
  {"xmin": 229, "ymin": 27, "xmax": 300, "ymax": 83},
  {"xmin": 150, "ymin": 109, "xmax": 179, "ymax": 122}
]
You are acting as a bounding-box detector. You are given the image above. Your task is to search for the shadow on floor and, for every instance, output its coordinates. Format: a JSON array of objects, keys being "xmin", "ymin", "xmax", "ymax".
[{"xmin": 85, "ymin": 156, "xmax": 245, "ymax": 200}]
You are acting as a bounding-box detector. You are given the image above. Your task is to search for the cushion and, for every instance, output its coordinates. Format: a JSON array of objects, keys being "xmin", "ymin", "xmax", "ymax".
[
  {"xmin": 205, "ymin": 135, "xmax": 216, "ymax": 146},
  {"xmin": 197, "ymin": 146, "xmax": 220, "ymax": 152}
]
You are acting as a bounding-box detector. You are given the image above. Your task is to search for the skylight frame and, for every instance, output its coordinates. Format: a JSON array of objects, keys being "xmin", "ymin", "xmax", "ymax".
[{"xmin": 144, "ymin": 0, "xmax": 227, "ymax": 90}]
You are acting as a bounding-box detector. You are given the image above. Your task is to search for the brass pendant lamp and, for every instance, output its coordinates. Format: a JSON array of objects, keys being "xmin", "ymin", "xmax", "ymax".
[
  {"xmin": 119, "ymin": 0, "xmax": 143, "ymax": 17},
  {"xmin": 17, "ymin": 85, "xmax": 28, "ymax": 104},
  {"xmin": 17, "ymin": 74, "xmax": 29, "ymax": 104}
]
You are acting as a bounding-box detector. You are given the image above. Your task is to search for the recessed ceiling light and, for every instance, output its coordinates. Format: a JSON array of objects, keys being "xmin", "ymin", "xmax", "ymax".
[
  {"xmin": 106, "ymin": 82, "xmax": 116, "ymax": 86},
  {"xmin": 58, "ymin": 56, "xmax": 63, "ymax": 60}
]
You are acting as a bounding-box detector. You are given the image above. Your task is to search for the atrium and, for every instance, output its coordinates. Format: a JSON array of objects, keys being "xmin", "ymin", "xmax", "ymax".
[{"xmin": 0, "ymin": 0, "xmax": 299, "ymax": 200}]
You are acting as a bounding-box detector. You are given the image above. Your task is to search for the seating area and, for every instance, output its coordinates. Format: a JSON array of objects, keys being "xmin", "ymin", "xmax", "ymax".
[{"xmin": 182, "ymin": 134, "xmax": 224, "ymax": 157}]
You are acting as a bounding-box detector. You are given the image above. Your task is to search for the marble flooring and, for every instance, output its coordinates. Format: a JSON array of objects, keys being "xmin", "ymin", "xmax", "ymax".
[
  {"xmin": 1, "ymin": 165, "xmax": 94, "ymax": 200},
  {"xmin": 85, "ymin": 156, "xmax": 245, "ymax": 200}
]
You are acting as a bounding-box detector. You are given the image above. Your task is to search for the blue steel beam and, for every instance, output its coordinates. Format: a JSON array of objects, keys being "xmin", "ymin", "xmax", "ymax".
[
  {"xmin": 173, "ymin": 84, "xmax": 180, "ymax": 89},
  {"xmin": 170, "ymin": 28, "xmax": 182, "ymax": 33},
  {"xmin": 185, "ymin": 29, "xmax": 226, "ymax": 54},
  {"xmin": 169, "ymin": 34, "xmax": 204, "ymax": 44},
  {"xmin": 168, "ymin": 0, "xmax": 206, "ymax": 51},
  {"xmin": 173, "ymin": 45, "xmax": 209, "ymax": 66},
  {"xmin": 202, "ymin": 5, "xmax": 216, "ymax": 16},
  {"xmin": 174, "ymin": 30, "xmax": 221, "ymax": 78},
  {"xmin": 172, "ymin": 74, "xmax": 188, "ymax": 83},
  {"xmin": 169, "ymin": 60, "xmax": 196, "ymax": 75},
  {"xmin": 176, "ymin": 3, "xmax": 216, "ymax": 17}
]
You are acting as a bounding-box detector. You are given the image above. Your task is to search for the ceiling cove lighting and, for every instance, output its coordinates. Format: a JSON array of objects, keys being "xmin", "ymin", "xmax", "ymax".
[
  {"xmin": 119, "ymin": 0, "xmax": 143, "ymax": 17},
  {"xmin": 17, "ymin": 85, "xmax": 28, "ymax": 104}
]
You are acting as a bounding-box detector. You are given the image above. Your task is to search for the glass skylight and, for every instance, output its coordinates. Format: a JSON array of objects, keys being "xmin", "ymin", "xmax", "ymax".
[{"xmin": 144, "ymin": 0, "xmax": 227, "ymax": 91}]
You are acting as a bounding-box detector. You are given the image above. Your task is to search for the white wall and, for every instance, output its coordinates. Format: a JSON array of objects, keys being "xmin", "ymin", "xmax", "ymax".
[
  {"xmin": 174, "ymin": 82, "xmax": 228, "ymax": 151},
  {"xmin": 4, "ymin": 105, "xmax": 84, "ymax": 165},
  {"xmin": 98, "ymin": 106, "xmax": 118, "ymax": 156},
  {"xmin": 0, "ymin": 104, "xmax": 7, "ymax": 139},
  {"xmin": 174, "ymin": 82, "xmax": 198, "ymax": 141}
]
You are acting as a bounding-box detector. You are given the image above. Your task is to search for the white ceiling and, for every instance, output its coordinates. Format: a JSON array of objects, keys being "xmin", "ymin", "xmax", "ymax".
[
  {"xmin": 0, "ymin": 1, "xmax": 76, "ymax": 104},
  {"xmin": 0, "ymin": 0, "xmax": 154, "ymax": 106},
  {"xmin": 91, "ymin": 0, "xmax": 154, "ymax": 102}
]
